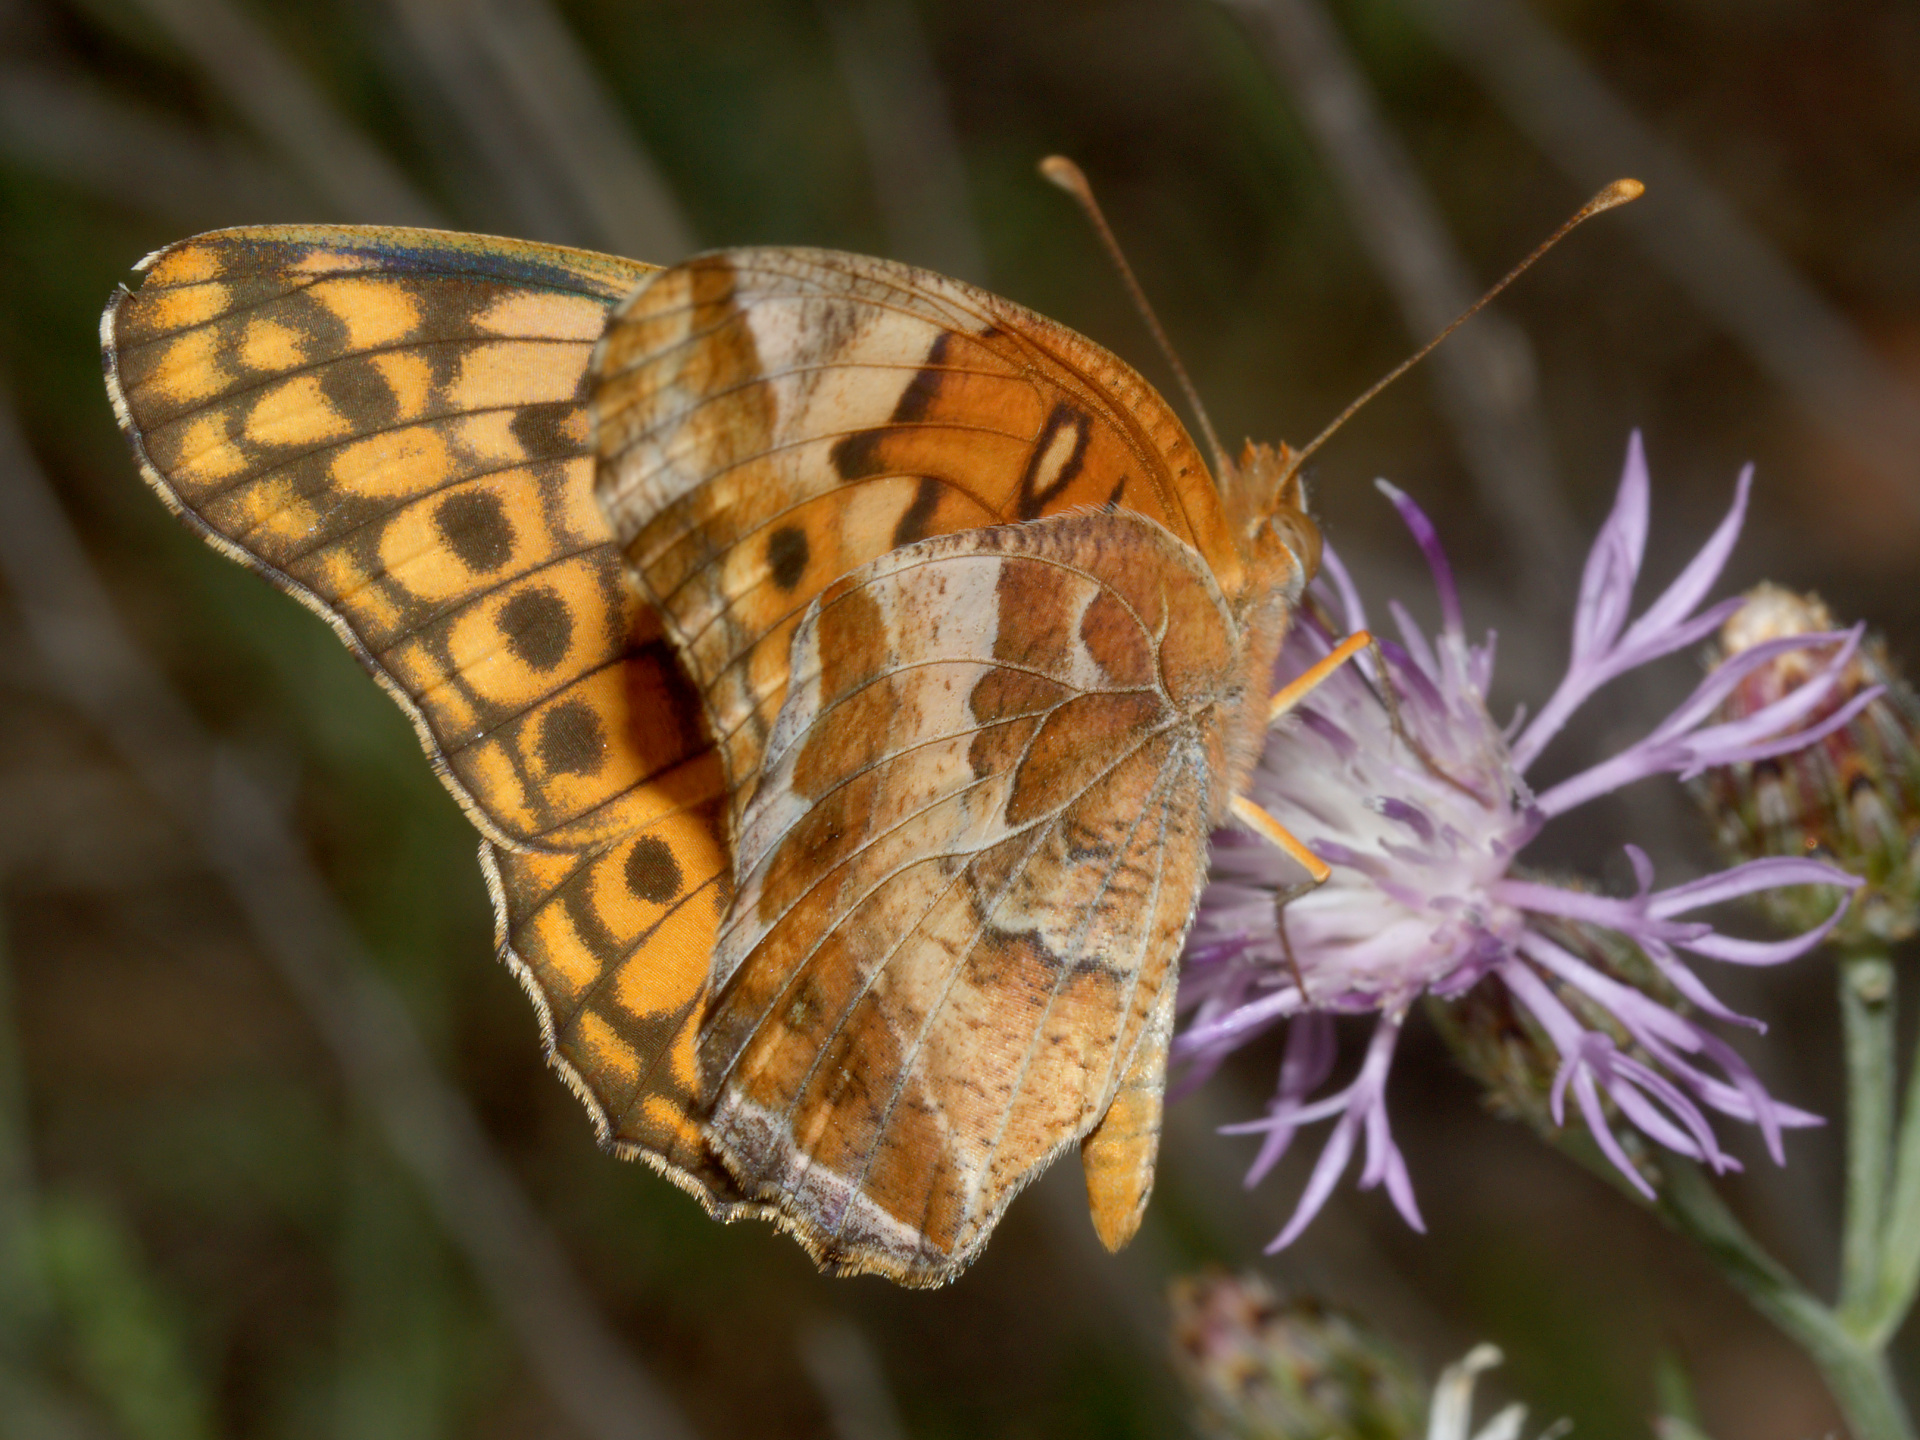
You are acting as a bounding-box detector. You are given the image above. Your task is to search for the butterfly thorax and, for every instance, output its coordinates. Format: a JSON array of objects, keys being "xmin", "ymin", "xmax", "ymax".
[{"xmin": 1217, "ymin": 444, "xmax": 1322, "ymax": 819}]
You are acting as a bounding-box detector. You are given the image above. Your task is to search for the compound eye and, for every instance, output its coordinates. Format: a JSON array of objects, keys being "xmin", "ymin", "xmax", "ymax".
[{"xmin": 1270, "ymin": 507, "xmax": 1323, "ymax": 585}]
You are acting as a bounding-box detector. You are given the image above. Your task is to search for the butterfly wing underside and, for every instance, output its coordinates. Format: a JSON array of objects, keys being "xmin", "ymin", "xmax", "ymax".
[
  {"xmin": 702, "ymin": 513, "xmax": 1245, "ymax": 1284},
  {"xmin": 586, "ymin": 246, "xmax": 1263, "ymax": 1274},
  {"xmin": 102, "ymin": 226, "xmax": 746, "ymax": 1206},
  {"xmin": 591, "ymin": 247, "xmax": 1249, "ymax": 831}
]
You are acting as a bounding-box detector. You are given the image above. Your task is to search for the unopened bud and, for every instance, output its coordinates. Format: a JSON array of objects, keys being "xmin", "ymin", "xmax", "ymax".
[
  {"xmin": 1169, "ymin": 1269, "xmax": 1425, "ymax": 1440},
  {"xmin": 1692, "ymin": 585, "xmax": 1920, "ymax": 943}
]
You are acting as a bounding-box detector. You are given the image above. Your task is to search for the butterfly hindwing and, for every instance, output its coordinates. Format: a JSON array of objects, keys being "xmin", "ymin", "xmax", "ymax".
[
  {"xmin": 696, "ymin": 512, "xmax": 1246, "ymax": 1285},
  {"xmin": 483, "ymin": 813, "xmax": 745, "ymax": 1204},
  {"xmin": 590, "ymin": 247, "xmax": 1249, "ymax": 833},
  {"xmin": 104, "ymin": 226, "xmax": 745, "ymax": 1210}
]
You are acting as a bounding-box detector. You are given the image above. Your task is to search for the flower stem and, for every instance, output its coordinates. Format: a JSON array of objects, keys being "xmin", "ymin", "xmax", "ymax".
[
  {"xmin": 1658, "ymin": 1160, "xmax": 1914, "ymax": 1440},
  {"xmin": 1867, "ymin": 970, "xmax": 1920, "ymax": 1344},
  {"xmin": 1840, "ymin": 951, "xmax": 1897, "ymax": 1326}
]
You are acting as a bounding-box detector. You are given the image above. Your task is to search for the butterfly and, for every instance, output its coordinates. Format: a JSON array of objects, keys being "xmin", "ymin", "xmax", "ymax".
[{"xmin": 99, "ymin": 219, "xmax": 1339, "ymax": 1286}]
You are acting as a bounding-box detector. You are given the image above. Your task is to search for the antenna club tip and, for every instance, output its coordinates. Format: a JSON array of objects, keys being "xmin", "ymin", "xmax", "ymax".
[
  {"xmin": 1596, "ymin": 177, "xmax": 1646, "ymax": 210},
  {"xmin": 1039, "ymin": 155, "xmax": 1091, "ymax": 197}
]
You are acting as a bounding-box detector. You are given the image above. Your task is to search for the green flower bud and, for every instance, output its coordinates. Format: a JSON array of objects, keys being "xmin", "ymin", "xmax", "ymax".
[{"xmin": 1692, "ymin": 585, "xmax": 1920, "ymax": 944}]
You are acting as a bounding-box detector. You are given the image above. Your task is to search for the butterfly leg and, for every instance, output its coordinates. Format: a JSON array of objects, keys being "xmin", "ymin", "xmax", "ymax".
[
  {"xmin": 1239, "ymin": 634, "xmax": 1370, "ymax": 997},
  {"xmin": 1228, "ymin": 795, "xmax": 1325, "ymax": 1001}
]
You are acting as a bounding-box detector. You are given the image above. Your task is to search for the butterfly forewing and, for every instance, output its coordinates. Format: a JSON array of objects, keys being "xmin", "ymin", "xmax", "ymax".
[
  {"xmin": 589, "ymin": 247, "xmax": 1248, "ymax": 835},
  {"xmin": 699, "ymin": 512, "xmax": 1245, "ymax": 1284},
  {"xmin": 104, "ymin": 226, "xmax": 747, "ymax": 1210}
]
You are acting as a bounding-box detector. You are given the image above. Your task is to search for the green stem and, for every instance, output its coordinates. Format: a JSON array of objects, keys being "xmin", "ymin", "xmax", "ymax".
[
  {"xmin": 1841, "ymin": 951, "xmax": 1897, "ymax": 1325},
  {"xmin": 1659, "ymin": 1162, "xmax": 1914, "ymax": 1440},
  {"xmin": 1869, "ymin": 987, "xmax": 1920, "ymax": 1343}
]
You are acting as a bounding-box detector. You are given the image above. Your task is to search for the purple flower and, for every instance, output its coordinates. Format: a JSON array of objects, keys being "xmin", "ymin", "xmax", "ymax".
[{"xmin": 1180, "ymin": 434, "xmax": 1875, "ymax": 1250}]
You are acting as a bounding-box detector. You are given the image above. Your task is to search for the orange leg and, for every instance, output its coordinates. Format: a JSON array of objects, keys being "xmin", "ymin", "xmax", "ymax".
[
  {"xmin": 1268, "ymin": 630, "xmax": 1373, "ymax": 726},
  {"xmin": 1229, "ymin": 793, "xmax": 1330, "ymax": 884},
  {"xmin": 1232, "ymin": 628, "xmax": 1379, "ymax": 1001},
  {"xmin": 1227, "ymin": 794, "xmax": 1326, "ymax": 1000},
  {"xmin": 1232, "ymin": 624, "xmax": 1376, "ymax": 882}
]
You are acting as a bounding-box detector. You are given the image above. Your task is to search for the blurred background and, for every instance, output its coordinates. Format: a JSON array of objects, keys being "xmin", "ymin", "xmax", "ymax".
[{"xmin": 0, "ymin": 0, "xmax": 1913, "ymax": 1434}]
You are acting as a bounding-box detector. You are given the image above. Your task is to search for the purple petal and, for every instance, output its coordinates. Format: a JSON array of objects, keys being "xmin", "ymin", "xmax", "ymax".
[
  {"xmin": 1637, "ymin": 936, "xmax": 1764, "ymax": 1029},
  {"xmin": 1219, "ymin": 1090, "xmax": 1355, "ymax": 1137},
  {"xmin": 1515, "ymin": 931, "xmax": 1806, "ymax": 1161},
  {"xmin": 1625, "ymin": 844, "xmax": 1656, "ymax": 895},
  {"xmin": 1575, "ymin": 1070, "xmax": 1658, "ymax": 1198},
  {"xmin": 1654, "ymin": 628, "xmax": 1860, "ymax": 748},
  {"xmin": 1317, "ymin": 541, "xmax": 1371, "ymax": 638},
  {"xmin": 1173, "ymin": 985, "xmax": 1303, "ymax": 1057},
  {"xmin": 1381, "ymin": 1144, "xmax": 1426, "ymax": 1232},
  {"xmin": 1679, "ymin": 905, "xmax": 1851, "ymax": 965},
  {"xmin": 1389, "ymin": 600, "xmax": 1442, "ymax": 684},
  {"xmin": 1513, "ymin": 443, "xmax": 1758, "ymax": 774},
  {"xmin": 1282, "ymin": 1012, "xmax": 1340, "ymax": 1098},
  {"xmin": 1257, "ymin": 1016, "xmax": 1408, "ymax": 1250},
  {"xmin": 1651, "ymin": 855, "xmax": 1863, "ymax": 915},
  {"xmin": 1533, "ymin": 653, "xmax": 1868, "ymax": 818},
  {"xmin": 1615, "ymin": 466, "xmax": 1752, "ymax": 659},
  {"xmin": 1266, "ymin": 1108, "xmax": 1360, "ymax": 1251},
  {"xmin": 1378, "ymin": 479, "xmax": 1463, "ymax": 638},
  {"xmin": 1687, "ymin": 1028, "xmax": 1786, "ymax": 1161},
  {"xmin": 1621, "ymin": 596, "xmax": 1751, "ymax": 672},
  {"xmin": 1235, "ymin": 1015, "xmax": 1343, "ymax": 1182},
  {"xmin": 1572, "ymin": 432, "xmax": 1651, "ymax": 665},
  {"xmin": 1681, "ymin": 686, "xmax": 1884, "ymax": 779}
]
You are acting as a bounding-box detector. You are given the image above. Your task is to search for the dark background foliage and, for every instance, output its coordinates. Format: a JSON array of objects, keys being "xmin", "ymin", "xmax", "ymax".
[{"xmin": 0, "ymin": 0, "xmax": 1914, "ymax": 1434}]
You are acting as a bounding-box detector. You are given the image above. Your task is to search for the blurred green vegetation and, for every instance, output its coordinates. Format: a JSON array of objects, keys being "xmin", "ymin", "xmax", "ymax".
[{"xmin": 0, "ymin": 0, "xmax": 1913, "ymax": 1435}]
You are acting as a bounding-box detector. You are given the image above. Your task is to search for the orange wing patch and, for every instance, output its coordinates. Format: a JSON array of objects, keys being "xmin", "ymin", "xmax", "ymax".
[
  {"xmin": 103, "ymin": 226, "xmax": 740, "ymax": 1212},
  {"xmin": 591, "ymin": 247, "xmax": 1246, "ymax": 833},
  {"xmin": 696, "ymin": 512, "xmax": 1246, "ymax": 1285}
]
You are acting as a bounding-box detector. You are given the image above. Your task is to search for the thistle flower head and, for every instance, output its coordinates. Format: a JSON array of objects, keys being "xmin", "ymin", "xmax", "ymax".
[
  {"xmin": 1180, "ymin": 435, "xmax": 1868, "ymax": 1249},
  {"xmin": 1692, "ymin": 584, "xmax": 1920, "ymax": 944}
]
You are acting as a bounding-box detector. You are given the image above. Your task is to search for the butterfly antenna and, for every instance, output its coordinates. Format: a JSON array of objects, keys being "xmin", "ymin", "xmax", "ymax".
[
  {"xmin": 1285, "ymin": 178, "xmax": 1645, "ymax": 480},
  {"xmin": 1041, "ymin": 155, "xmax": 1233, "ymax": 479}
]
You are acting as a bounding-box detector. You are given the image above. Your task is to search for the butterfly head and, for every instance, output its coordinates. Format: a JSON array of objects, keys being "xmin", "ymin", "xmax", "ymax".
[{"xmin": 1234, "ymin": 439, "xmax": 1323, "ymax": 599}]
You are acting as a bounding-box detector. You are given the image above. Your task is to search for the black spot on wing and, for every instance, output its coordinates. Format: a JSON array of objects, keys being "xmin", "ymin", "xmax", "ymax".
[
  {"xmin": 766, "ymin": 526, "xmax": 809, "ymax": 591},
  {"xmin": 317, "ymin": 358, "xmax": 399, "ymax": 431},
  {"xmin": 436, "ymin": 490, "xmax": 515, "ymax": 572},
  {"xmin": 511, "ymin": 401, "xmax": 586, "ymax": 460},
  {"xmin": 498, "ymin": 586, "xmax": 573, "ymax": 670},
  {"xmin": 625, "ymin": 835, "xmax": 684, "ymax": 903},
  {"xmin": 538, "ymin": 699, "xmax": 606, "ymax": 776}
]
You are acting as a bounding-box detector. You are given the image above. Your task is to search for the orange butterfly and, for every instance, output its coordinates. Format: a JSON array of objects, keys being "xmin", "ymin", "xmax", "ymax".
[{"xmin": 101, "ymin": 172, "xmax": 1636, "ymax": 1284}]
